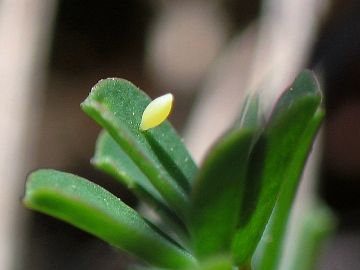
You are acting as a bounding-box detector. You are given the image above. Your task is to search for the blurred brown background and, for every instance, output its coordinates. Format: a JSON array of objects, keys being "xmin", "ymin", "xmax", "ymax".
[{"xmin": 0, "ymin": 0, "xmax": 359, "ymax": 269}]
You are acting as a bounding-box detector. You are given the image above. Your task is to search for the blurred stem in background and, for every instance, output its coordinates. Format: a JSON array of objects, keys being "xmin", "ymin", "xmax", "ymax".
[{"xmin": 0, "ymin": 1, "xmax": 57, "ymax": 269}]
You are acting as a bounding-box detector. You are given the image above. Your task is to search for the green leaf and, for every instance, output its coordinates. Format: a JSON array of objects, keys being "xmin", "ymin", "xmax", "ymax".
[
  {"xmin": 189, "ymin": 95, "xmax": 261, "ymax": 258},
  {"xmin": 189, "ymin": 129, "xmax": 257, "ymax": 258},
  {"xmin": 185, "ymin": 256, "xmax": 233, "ymax": 270},
  {"xmin": 93, "ymin": 130, "xmax": 164, "ymax": 204},
  {"xmin": 92, "ymin": 130, "xmax": 188, "ymax": 243},
  {"xmin": 130, "ymin": 257, "xmax": 233, "ymax": 270},
  {"xmin": 234, "ymin": 94, "xmax": 261, "ymax": 130},
  {"xmin": 81, "ymin": 78, "xmax": 197, "ymax": 218},
  {"xmin": 232, "ymin": 70, "xmax": 322, "ymax": 265},
  {"xmin": 254, "ymin": 110, "xmax": 324, "ymax": 270},
  {"xmin": 23, "ymin": 169, "xmax": 196, "ymax": 269}
]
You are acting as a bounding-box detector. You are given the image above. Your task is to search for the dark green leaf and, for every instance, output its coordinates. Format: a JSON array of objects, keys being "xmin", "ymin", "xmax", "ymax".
[
  {"xmin": 23, "ymin": 169, "xmax": 196, "ymax": 269},
  {"xmin": 92, "ymin": 130, "xmax": 164, "ymax": 204},
  {"xmin": 92, "ymin": 130, "xmax": 188, "ymax": 243},
  {"xmin": 130, "ymin": 256, "xmax": 233, "ymax": 270},
  {"xmin": 189, "ymin": 94, "xmax": 261, "ymax": 258},
  {"xmin": 232, "ymin": 70, "xmax": 322, "ymax": 265},
  {"xmin": 254, "ymin": 110, "xmax": 324, "ymax": 270},
  {"xmin": 234, "ymin": 94, "xmax": 261, "ymax": 130},
  {"xmin": 81, "ymin": 79, "xmax": 197, "ymax": 218},
  {"xmin": 185, "ymin": 256, "xmax": 232, "ymax": 270}
]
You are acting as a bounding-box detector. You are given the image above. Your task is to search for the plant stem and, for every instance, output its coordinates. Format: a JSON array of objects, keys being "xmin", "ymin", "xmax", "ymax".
[{"xmin": 240, "ymin": 263, "xmax": 252, "ymax": 270}]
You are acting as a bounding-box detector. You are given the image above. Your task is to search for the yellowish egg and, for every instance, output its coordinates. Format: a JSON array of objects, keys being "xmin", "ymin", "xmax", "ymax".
[{"xmin": 140, "ymin": 93, "xmax": 174, "ymax": 131}]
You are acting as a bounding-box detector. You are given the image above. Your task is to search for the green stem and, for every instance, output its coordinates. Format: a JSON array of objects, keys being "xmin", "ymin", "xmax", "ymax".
[{"xmin": 240, "ymin": 262, "xmax": 252, "ymax": 270}]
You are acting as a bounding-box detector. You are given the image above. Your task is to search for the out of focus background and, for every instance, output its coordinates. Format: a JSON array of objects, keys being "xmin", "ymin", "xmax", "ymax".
[{"xmin": 1, "ymin": 0, "xmax": 359, "ymax": 269}]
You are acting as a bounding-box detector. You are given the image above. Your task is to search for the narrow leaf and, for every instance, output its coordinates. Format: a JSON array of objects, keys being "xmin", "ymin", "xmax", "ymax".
[
  {"xmin": 81, "ymin": 79, "xmax": 197, "ymax": 217},
  {"xmin": 189, "ymin": 95, "xmax": 261, "ymax": 258},
  {"xmin": 185, "ymin": 256, "xmax": 233, "ymax": 270},
  {"xmin": 190, "ymin": 129, "xmax": 256, "ymax": 258},
  {"xmin": 232, "ymin": 70, "xmax": 322, "ymax": 265},
  {"xmin": 234, "ymin": 94, "xmax": 261, "ymax": 130},
  {"xmin": 92, "ymin": 130, "xmax": 164, "ymax": 204},
  {"xmin": 23, "ymin": 169, "xmax": 195, "ymax": 269},
  {"xmin": 130, "ymin": 256, "xmax": 233, "ymax": 270},
  {"xmin": 254, "ymin": 110, "xmax": 324, "ymax": 270},
  {"xmin": 92, "ymin": 130, "xmax": 188, "ymax": 241}
]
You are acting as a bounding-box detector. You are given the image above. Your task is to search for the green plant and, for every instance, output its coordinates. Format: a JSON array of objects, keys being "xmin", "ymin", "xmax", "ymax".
[{"xmin": 23, "ymin": 70, "xmax": 334, "ymax": 270}]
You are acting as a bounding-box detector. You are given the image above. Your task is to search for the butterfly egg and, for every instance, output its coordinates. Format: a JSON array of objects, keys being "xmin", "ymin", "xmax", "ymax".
[{"xmin": 140, "ymin": 93, "xmax": 174, "ymax": 131}]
